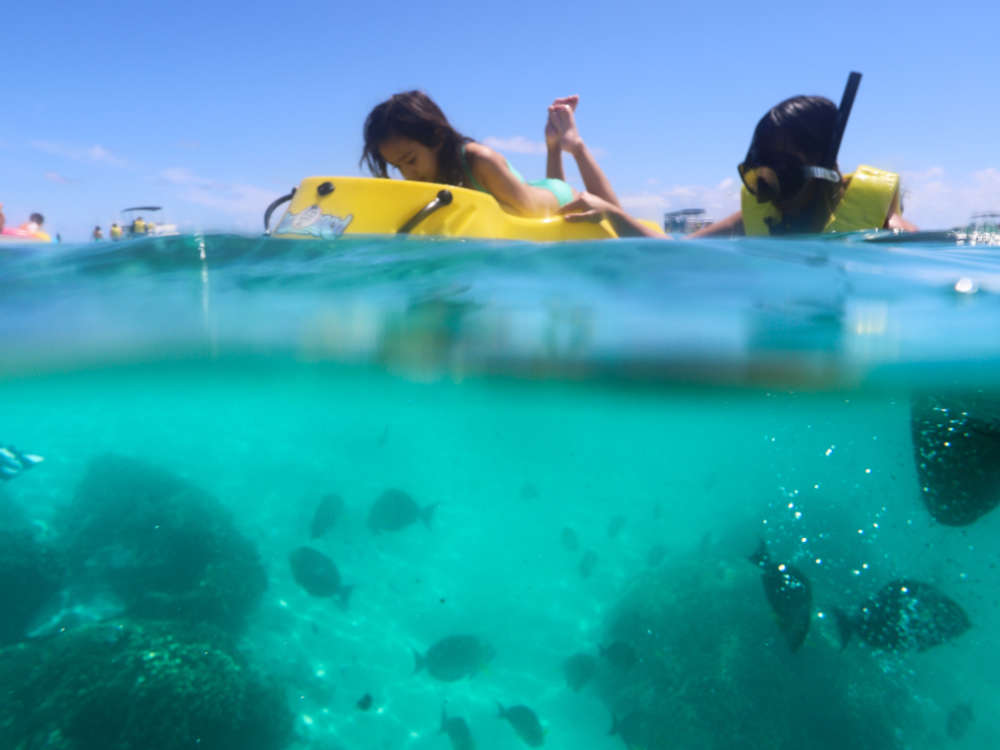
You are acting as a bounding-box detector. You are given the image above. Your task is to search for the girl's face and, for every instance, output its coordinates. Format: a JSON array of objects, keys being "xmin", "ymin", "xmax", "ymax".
[{"xmin": 379, "ymin": 135, "xmax": 440, "ymax": 182}]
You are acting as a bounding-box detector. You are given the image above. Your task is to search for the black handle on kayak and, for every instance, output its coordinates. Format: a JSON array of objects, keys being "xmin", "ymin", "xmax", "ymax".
[
  {"xmin": 263, "ymin": 187, "xmax": 296, "ymax": 234},
  {"xmin": 398, "ymin": 189, "xmax": 453, "ymax": 234}
]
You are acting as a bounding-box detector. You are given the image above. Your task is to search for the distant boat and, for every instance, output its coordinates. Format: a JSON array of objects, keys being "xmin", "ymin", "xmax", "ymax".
[
  {"xmin": 118, "ymin": 206, "xmax": 179, "ymax": 239},
  {"xmin": 664, "ymin": 208, "xmax": 712, "ymax": 234}
]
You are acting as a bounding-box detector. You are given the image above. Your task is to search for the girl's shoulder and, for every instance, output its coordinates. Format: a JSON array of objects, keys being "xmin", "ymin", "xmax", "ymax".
[{"xmin": 463, "ymin": 141, "xmax": 504, "ymax": 167}]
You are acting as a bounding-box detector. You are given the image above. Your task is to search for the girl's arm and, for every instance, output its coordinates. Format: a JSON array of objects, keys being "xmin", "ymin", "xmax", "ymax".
[
  {"xmin": 687, "ymin": 211, "xmax": 745, "ymax": 238},
  {"xmin": 464, "ymin": 142, "xmax": 560, "ymax": 217},
  {"xmin": 560, "ymin": 192, "xmax": 667, "ymax": 239}
]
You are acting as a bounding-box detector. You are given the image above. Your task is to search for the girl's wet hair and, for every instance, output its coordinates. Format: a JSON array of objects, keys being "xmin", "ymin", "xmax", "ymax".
[
  {"xmin": 750, "ymin": 95, "xmax": 838, "ymax": 166},
  {"xmin": 750, "ymin": 95, "xmax": 844, "ymax": 234},
  {"xmin": 361, "ymin": 91, "xmax": 470, "ymax": 186}
]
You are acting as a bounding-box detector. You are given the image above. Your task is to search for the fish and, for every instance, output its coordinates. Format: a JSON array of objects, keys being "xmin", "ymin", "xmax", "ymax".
[
  {"xmin": 0, "ymin": 445, "xmax": 43, "ymax": 481},
  {"xmin": 911, "ymin": 394, "xmax": 1000, "ymax": 525},
  {"xmin": 749, "ymin": 539, "xmax": 812, "ymax": 652},
  {"xmin": 368, "ymin": 488, "xmax": 436, "ymax": 533},
  {"xmin": 413, "ymin": 635, "xmax": 494, "ymax": 682},
  {"xmin": 600, "ymin": 641, "xmax": 638, "ymax": 671},
  {"xmin": 560, "ymin": 527, "xmax": 579, "ymax": 552},
  {"xmin": 834, "ymin": 579, "xmax": 970, "ymax": 652},
  {"xmin": 946, "ymin": 702, "xmax": 974, "ymax": 740},
  {"xmin": 288, "ymin": 546, "xmax": 353, "ymax": 606},
  {"xmin": 310, "ymin": 493, "xmax": 343, "ymax": 539},
  {"xmin": 497, "ymin": 702, "xmax": 544, "ymax": 747},
  {"xmin": 440, "ymin": 706, "xmax": 476, "ymax": 750},
  {"xmin": 609, "ymin": 711, "xmax": 650, "ymax": 750},
  {"xmin": 562, "ymin": 652, "xmax": 597, "ymax": 691},
  {"xmin": 578, "ymin": 550, "xmax": 598, "ymax": 578},
  {"xmin": 356, "ymin": 693, "xmax": 373, "ymax": 711},
  {"xmin": 607, "ymin": 515, "xmax": 626, "ymax": 539}
]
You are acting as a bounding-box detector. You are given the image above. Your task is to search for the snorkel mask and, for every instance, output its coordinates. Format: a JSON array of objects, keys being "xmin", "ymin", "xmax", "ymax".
[{"xmin": 738, "ymin": 72, "xmax": 862, "ymax": 203}]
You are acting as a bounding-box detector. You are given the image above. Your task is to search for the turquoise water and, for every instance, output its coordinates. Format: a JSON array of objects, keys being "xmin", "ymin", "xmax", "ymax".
[{"xmin": 2, "ymin": 233, "xmax": 999, "ymax": 749}]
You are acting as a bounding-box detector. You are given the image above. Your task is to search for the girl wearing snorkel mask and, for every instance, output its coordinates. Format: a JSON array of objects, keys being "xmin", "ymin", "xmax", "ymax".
[{"xmin": 559, "ymin": 73, "xmax": 917, "ymax": 237}]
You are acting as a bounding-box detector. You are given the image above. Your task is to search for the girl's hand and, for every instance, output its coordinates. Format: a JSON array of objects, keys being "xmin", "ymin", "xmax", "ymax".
[{"xmin": 559, "ymin": 192, "xmax": 619, "ymax": 222}]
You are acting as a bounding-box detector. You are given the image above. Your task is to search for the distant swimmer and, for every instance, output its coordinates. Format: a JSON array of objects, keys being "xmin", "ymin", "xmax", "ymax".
[
  {"xmin": 110, "ymin": 223, "xmax": 122, "ymax": 240},
  {"xmin": 0, "ymin": 445, "xmax": 44, "ymax": 481},
  {"xmin": 92, "ymin": 225, "xmax": 103, "ymax": 241}
]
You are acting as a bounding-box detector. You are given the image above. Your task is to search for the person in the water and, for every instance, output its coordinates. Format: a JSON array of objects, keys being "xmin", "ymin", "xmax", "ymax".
[
  {"xmin": 361, "ymin": 90, "xmax": 576, "ymax": 218},
  {"xmin": 556, "ymin": 79, "xmax": 918, "ymax": 237},
  {"xmin": 0, "ymin": 445, "xmax": 43, "ymax": 481}
]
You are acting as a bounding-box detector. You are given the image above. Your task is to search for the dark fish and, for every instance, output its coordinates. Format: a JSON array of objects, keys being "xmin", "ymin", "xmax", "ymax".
[
  {"xmin": 0, "ymin": 445, "xmax": 43, "ymax": 481},
  {"xmin": 607, "ymin": 515, "xmax": 626, "ymax": 539},
  {"xmin": 368, "ymin": 488, "xmax": 437, "ymax": 533},
  {"xmin": 562, "ymin": 652, "xmax": 597, "ymax": 691},
  {"xmin": 357, "ymin": 693, "xmax": 373, "ymax": 711},
  {"xmin": 911, "ymin": 394, "xmax": 1000, "ymax": 525},
  {"xmin": 497, "ymin": 702, "xmax": 544, "ymax": 747},
  {"xmin": 560, "ymin": 526, "xmax": 579, "ymax": 552},
  {"xmin": 578, "ymin": 550, "xmax": 598, "ymax": 578},
  {"xmin": 414, "ymin": 635, "xmax": 494, "ymax": 681},
  {"xmin": 600, "ymin": 641, "xmax": 638, "ymax": 671},
  {"xmin": 834, "ymin": 579, "xmax": 970, "ymax": 652},
  {"xmin": 646, "ymin": 543, "xmax": 668, "ymax": 567},
  {"xmin": 440, "ymin": 706, "xmax": 475, "ymax": 750},
  {"xmin": 749, "ymin": 539, "xmax": 812, "ymax": 652},
  {"xmin": 288, "ymin": 546, "xmax": 353, "ymax": 606},
  {"xmin": 946, "ymin": 702, "xmax": 974, "ymax": 740},
  {"xmin": 310, "ymin": 493, "xmax": 344, "ymax": 539},
  {"xmin": 609, "ymin": 711, "xmax": 650, "ymax": 750}
]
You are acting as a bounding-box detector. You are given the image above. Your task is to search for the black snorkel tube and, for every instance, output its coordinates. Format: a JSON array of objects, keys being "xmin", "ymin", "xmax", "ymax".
[{"xmin": 824, "ymin": 71, "xmax": 862, "ymax": 174}]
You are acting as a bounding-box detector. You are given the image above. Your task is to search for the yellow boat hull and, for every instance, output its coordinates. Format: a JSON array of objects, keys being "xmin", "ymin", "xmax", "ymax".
[{"xmin": 269, "ymin": 177, "xmax": 627, "ymax": 241}]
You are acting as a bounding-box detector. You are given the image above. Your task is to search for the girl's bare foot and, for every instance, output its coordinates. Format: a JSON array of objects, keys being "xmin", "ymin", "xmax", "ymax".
[{"xmin": 545, "ymin": 95, "xmax": 580, "ymax": 150}]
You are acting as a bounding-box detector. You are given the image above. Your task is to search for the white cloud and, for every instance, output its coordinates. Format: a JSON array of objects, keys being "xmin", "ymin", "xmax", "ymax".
[
  {"xmin": 44, "ymin": 171, "xmax": 71, "ymax": 184},
  {"xmin": 159, "ymin": 166, "xmax": 278, "ymax": 221},
  {"xmin": 482, "ymin": 135, "xmax": 547, "ymax": 155},
  {"xmin": 30, "ymin": 140, "xmax": 126, "ymax": 166},
  {"xmin": 900, "ymin": 166, "xmax": 1000, "ymax": 228}
]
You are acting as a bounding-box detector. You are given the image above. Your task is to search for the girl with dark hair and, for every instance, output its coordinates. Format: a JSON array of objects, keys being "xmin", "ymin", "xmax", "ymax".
[
  {"xmin": 361, "ymin": 91, "xmax": 577, "ymax": 218},
  {"xmin": 556, "ymin": 91, "xmax": 917, "ymax": 237}
]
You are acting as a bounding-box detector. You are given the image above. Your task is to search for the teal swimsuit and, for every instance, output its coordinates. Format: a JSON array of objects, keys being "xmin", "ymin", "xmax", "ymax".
[{"xmin": 460, "ymin": 144, "xmax": 574, "ymax": 208}]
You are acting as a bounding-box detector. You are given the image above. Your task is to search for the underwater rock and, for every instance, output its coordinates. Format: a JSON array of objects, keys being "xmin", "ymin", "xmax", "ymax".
[
  {"xmin": 289, "ymin": 546, "xmax": 353, "ymax": 606},
  {"xmin": 55, "ymin": 454, "xmax": 267, "ymax": 634},
  {"xmin": 0, "ymin": 529, "xmax": 64, "ymax": 646},
  {"xmin": 834, "ymin": 579, "xmax": 970, "ymax": 652},
  {"xmin": 563, "ymin": 651, "xmax": 597, "ymax": 692},
  {"xmin": 911, "ymin": 394, "xmax": 1000, "ymax": 525},
  {"xmin": 945, "ymin": 702, "xmax": 974, "ymax": 740},
  {"xmin": 310, "ymin": 493, "xmax": 344, "ymax": 539},
  {"xmin": 413, "ymin": 635, "xmax": 494, "ymax": 682},
  {"xmin": 600, "ymin": 641, "xmax": 639, "ymax": 671},
  {"xmin": 560, "ymin": 526, "xmax": 579, "ymax": 552},
  {"xmin": 0, "ymin": 618, "xmax": 292, "ymax": 750},
  {"xmin": 749, "ymin": 539, "xmax": 813, "ymax": 652},
  {"xmin": 368, "ymin": 488, "xmax": 436, "ymax": 533},
  {"xmin": 497, "ymin": 702, "xmax": 544, "ymax": 747},
  {"xmin": 598, "ymin": 553, "xmax": 924, "ymax": 750},
  {"xmin": 441, "ymin": 706, "xmax": 476, "ymax": 750},
  {"xmin": 607, "ymin": 515, "xmax": 626, "ymax": 539},
  {"xmin": 578, "ymin": 549, "xmax": 598, "ymax": 578}
]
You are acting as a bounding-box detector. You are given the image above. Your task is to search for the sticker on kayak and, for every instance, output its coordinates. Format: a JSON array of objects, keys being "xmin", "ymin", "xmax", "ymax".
[{"xmin": 275, "ymin": 204, "xmax": 353, "ymax": 239}]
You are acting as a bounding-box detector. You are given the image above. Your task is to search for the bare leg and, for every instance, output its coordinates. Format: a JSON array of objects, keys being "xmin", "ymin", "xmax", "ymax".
[{"xmin": 547, "ymin": 97, "xmax": 621, "ymax": 208}]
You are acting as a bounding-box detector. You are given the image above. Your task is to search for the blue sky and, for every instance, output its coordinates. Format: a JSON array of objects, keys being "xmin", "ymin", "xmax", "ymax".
[{"xmin": 2, "ymin": 0, "xmax": 998, "ymax": 240}]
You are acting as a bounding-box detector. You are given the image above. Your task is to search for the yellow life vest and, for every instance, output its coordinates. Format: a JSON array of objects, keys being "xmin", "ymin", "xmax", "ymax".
[
  {"xmin": 110, "ymin": 225, "xmax": 122, "ymax": 239},
  {"xmin": 741, "ymin": 165, "xmax": 899, "ymax": 236}
]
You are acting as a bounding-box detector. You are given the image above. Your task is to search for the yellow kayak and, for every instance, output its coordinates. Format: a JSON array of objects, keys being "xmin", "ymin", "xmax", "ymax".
[{"xmin": 266, "ymin": 176, "xmax": 648, "ymax": 241}]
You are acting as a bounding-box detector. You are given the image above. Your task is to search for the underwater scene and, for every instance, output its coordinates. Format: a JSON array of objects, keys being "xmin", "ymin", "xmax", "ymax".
[{"xmin": 2, "ymin": 233, "xmax": 1000, "ymax": 750}]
